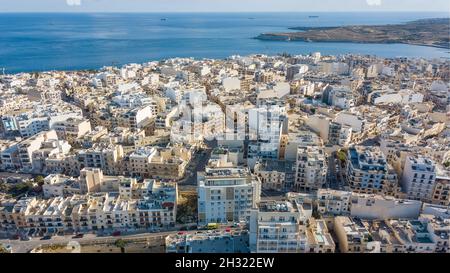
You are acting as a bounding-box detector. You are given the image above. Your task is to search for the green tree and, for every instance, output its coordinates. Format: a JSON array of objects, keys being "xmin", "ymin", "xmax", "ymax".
[
  {"xmin": 114, "ymin": 239, "xmax": 127, "ymax": 253},
  {"xmin": 34, "ymin": 175, "xmax": 45, "ymax": 186},
  {"xmin": 337, "ymin": 150, "xmax": 347, "ymax": 162},
  {"xmin": 8, "ymin": 182, "xmax": 33, "ymax": 197},
  {"xmin": 176, "ymin": 192, "xmax": 198, "ymax": 224}
]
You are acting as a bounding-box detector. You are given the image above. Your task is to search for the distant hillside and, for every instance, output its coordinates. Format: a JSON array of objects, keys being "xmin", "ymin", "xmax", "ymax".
[{"xmin": 256, "ymin": 18, "xmax": 450, "ymax": 49}]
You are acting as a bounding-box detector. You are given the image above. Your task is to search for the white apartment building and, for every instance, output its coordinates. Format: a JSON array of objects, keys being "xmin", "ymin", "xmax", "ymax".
[
  {"xmin": 15, "ymin": 116, "xmax": 50, "ymax": 138},
  {"xmin": 1, "ymin": 143, "xmax": 20, "ymax": 170},
  {"xmin": 328, "ymin": 122, "xmax": 352, "ymax": 146},
  {"xmin": 124, "ymin": 145, "xmax": 191, "ymax": 180},
  {"xmin": 17, "ymin": 181, "xmax": 178, "ymax": 233},
  {"xmin": 247, "ymin": 105, "xmax": 287, "ymax": 168},
  {"xmin": 197, "ymin": 158, "xmax": 261, "ymax": 226},
  {"xmin": 334, "ymin": 216, "xmax": 371, "ymax": 253},
  {"xmin": 254, "ymin": 160, "xmax": 295, "ymax": 191},
  {"xmin": 346, "ymin": 146, "xmax": 400, "ymax": 196},
  {"xmin": 286, "ymin": 64, "xmax": 309, "ymax": 81},
  {"xmin": 117, "ymin": 105, "xmax": 154, "ymax": 132},
  {"xmin": 248, "ymin": 105, "xmax": 286, "ymax": 142},
  {"xmin": 402, "ymin": 155, "xmax": 437, "ymax": 201},
  {"xmin": 249, "ymin": 200, "xmax": 309, "ymax": 253},
  {"xmin": 317, "ymin": 189, "xmax": 352, "ymax": 215},
  {"xmin": 76, "ymin": 144, "xmax": 124, "ymax": 175},
  {"xmin": 369, "ymin": 89, "xmax": 424, "ymax": 105},
  {"xmin": 223, "ymin": 101, "xmax": 254, "ymax": 141},
  {"xmin": 2, "ymin": 105, "xmax": 83, "ymax": 138},
  {"xmin": 327, "ymin": 86, "xmax": 355, "ymax": 109},
  {"xmin": 170, "ymin": 101, "xmax": 224, "ymax": 144},
  {"xmin": 52, "ymin": 117, "xmax": 92, "ymax": 143},
  {"xmin": 43, "ymin": 174, "xmax": 81, "ymax": 198},
  {"xmin": 31, "ymin": 139, "xmax": 71, "ymax": 173},
  {"xmin": 17, "ymin": 130, "xmax": 59, "ymax": 172},
  {"xmin": 294, "ymin": 145, "xmax": 327, "ymax": 192},
  {"xmin": 281, "ymin": 131, "xmax": 320, "ymax": 161}
]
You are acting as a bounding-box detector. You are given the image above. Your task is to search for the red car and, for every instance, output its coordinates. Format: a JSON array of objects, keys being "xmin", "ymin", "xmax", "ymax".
[{"xmin": 112, "ymin": 231, "xmax": 121, "ymax": 237}]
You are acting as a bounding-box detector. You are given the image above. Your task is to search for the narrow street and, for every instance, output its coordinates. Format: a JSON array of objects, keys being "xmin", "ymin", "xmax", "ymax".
[{"xmin": 327, "ymin": 151, "xmax": 345, "ymax": 190}]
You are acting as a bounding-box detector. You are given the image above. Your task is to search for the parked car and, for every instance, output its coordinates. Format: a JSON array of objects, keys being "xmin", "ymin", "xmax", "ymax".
[
  {"xmin": 40, "ymin": 235, "xmax": 52, "ymax": 240},
  {"xmin": 72, "ymin": 234, "xmax": 84, "ymax": 239},
  {"xmin": 112, "ymin": 231, "xmax": 121, "ymax": 237},
  {"xmin": 207, "ymin": 223, "xmax": 219, "ymax": 230},
  {"xmin": 28, "ymin": 229, "xmax": 35, "ymax": 237}
]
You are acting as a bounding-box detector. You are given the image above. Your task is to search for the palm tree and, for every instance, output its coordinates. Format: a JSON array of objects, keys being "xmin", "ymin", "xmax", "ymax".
[{"xmin": 114, "ymin": 239, "xmax": 127, "ymax": 253}]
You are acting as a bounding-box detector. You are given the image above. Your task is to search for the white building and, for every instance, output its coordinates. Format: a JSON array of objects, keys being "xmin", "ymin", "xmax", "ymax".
[
  {"xmin": 17, "ymin": 130, "xmax": 59, "ymax": 172},
  {"xmin": 286, "ymin": 64, "xmax": 309, "ymax": 80},
  {"xmin": 170, "ymin": 102, "xmax": 224, "ymax": 144},
  {"xmin": 327, "ymin": 86, "xmax": 355, "ymax": 109},
  {"xmin": 402, "ymin": 155, "xmax": 437, "ymax": 201},
  {"xmin": 317, "ymin": 189, "xmax": 352, "ymax": 215},
  {"xmin": 346, "ymin": 146, "xmax": 399, "ymax": 196},
  {"xmin": 294, "ymin": 145, "xmax": 327, "ymax": 192},
  {"xmin": 350, "ymin": 193, "xmax": 422, "ymax": 220},
  {"xmin": 369, "ymin": 89, "xmax": 424, "ymax": 105},
  {"xmin": 43, "ymin": 174, "xmax": 80, "ymax": 198},
  {"xmin": 247, "ymin": 105, "xmax": 287, "ymax": 168},
  {"xmin": 52, "ymin": 118, "xmax": 92, "ymax": 142},
  {"xmin": 249, "ymin": 200, "xmax": 309, "ymax": 253},
  {"xmin": 222, "ymin": 77, "xmax": 241, "ymax": 92},
  {"xmin": 334, "ymin": 112, "xmax": 365, "ymax": 133},
  {"xmin": 197, "ymin": 158, "xmax": 261, "ymax": 226},
  {"xmin": 319, "ymin": 62, "xmax": 349, "ymax": 75}
]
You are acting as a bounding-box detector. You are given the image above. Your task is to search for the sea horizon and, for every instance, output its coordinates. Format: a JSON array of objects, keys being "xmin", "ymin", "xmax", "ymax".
[{"xmin": 1, "ymin": 11, "xmax": 449, "ymax": 74}]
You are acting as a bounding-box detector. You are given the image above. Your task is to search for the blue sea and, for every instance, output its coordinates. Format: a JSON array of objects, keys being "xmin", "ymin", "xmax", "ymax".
[{"xmin": 0, "ymin": 12, "xmax": 449, "ymax": 73}]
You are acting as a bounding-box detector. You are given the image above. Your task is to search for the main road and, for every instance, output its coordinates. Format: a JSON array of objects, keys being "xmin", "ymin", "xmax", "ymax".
[
  {"xmin": 1, "ymin": 226, "xmax": 241, "ymax": 253},
  {"xmin": 0, "ymin": 231, "xmax": 170, "ymax": 253}
]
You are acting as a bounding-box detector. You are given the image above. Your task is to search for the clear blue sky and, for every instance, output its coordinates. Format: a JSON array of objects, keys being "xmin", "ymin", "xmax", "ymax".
[{"xmin": 1, "ymin": 0, "xmax": 449, "ymax": 12}]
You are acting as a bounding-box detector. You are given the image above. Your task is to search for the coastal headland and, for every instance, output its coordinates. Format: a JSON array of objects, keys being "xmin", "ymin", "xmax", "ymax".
[{"xmin": 256, "ymin": 18, "xmax": 450, "ymax": 49}]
